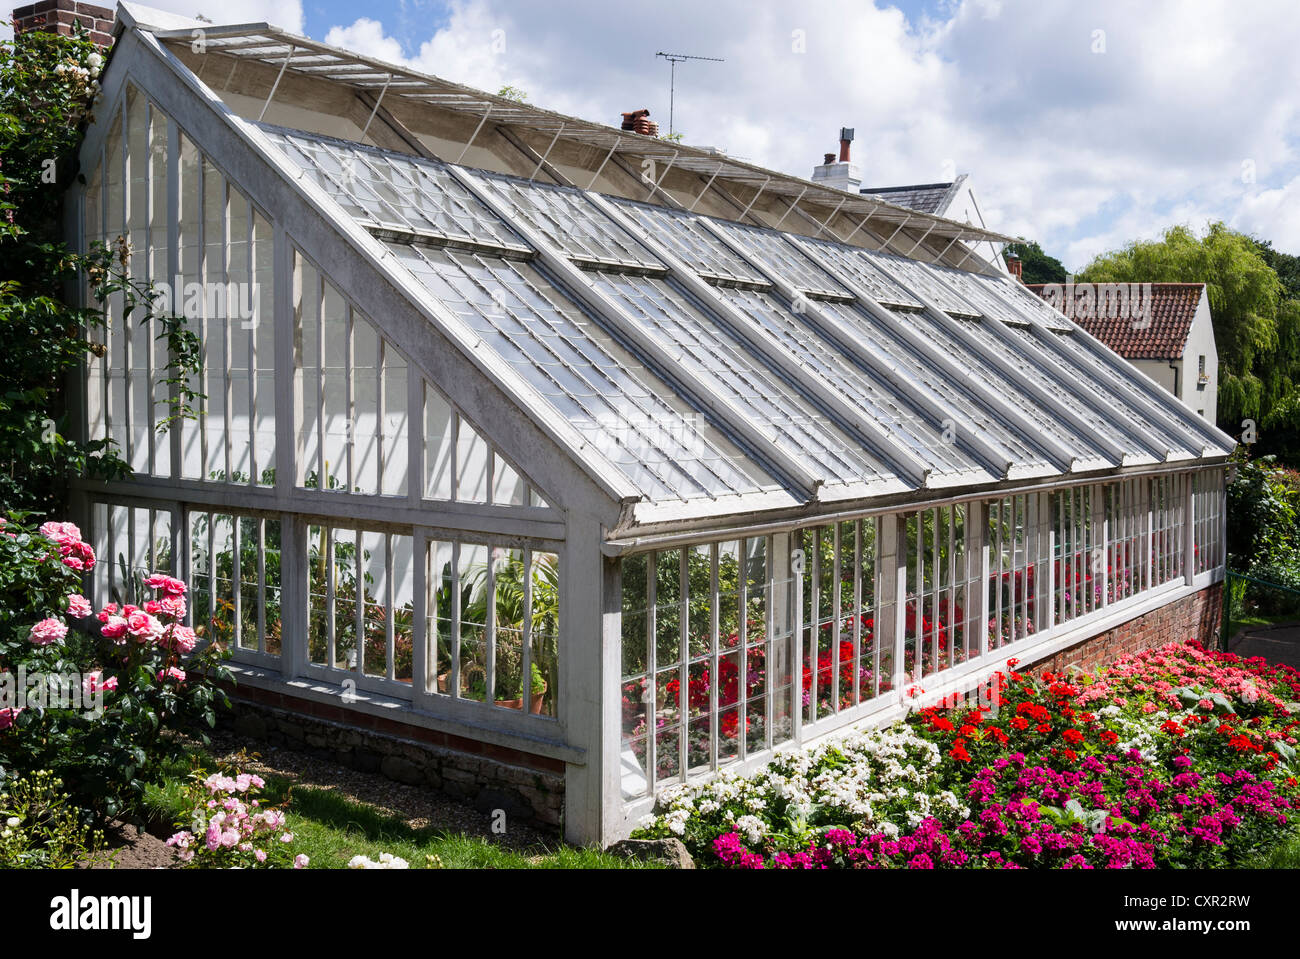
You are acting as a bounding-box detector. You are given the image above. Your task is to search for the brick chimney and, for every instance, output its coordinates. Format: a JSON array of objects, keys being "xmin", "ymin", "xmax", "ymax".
[
  {"xmin": 12, "ymin": 0, "xmax": 115, "ymax": 48},
  {"xmin": 620, "ymin": 109, "xmax": 660, "ymax": 137},
  {"xmin": 811, "ymin": 126, "xmax": 860, "ymax": 193},
  {"xmin": 1005, "ymin": 253, "xmax": 1023, "ymax": 282}
]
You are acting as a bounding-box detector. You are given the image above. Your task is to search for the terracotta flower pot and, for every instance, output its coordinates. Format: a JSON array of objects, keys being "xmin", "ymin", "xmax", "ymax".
[{"xmin": 495, "ymin": 682, "xmax": 547, "ymax": 714}]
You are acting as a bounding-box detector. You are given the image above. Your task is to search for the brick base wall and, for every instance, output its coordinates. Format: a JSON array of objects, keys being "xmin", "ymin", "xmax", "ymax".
[
  {"xmin": 1027, "ymin": 582, "xmax": 1223, "ymax": 676},
  {"xmin": 218, "ymin": 684, "xmax": 565, "ymax": 829},
  {"xmin": 13, "ymin": 0, "xmax": 115, "ymax": 48}
]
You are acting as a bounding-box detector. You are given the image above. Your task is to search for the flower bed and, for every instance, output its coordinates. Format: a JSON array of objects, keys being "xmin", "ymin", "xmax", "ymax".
[{"xmin": 633, "ymin": 641, "xmax": 1300, "ymax": 868}]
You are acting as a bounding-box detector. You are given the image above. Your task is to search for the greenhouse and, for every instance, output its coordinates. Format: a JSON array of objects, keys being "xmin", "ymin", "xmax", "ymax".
[{"xmin": 70, "ymin": 4, "xmax": 1233, "ymax": 845}]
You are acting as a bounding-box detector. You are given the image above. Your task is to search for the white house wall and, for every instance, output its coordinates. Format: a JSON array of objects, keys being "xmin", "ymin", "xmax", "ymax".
[{"xmin": 1184, "ymin": 293, "xmax": 1219, "ymax": 421}]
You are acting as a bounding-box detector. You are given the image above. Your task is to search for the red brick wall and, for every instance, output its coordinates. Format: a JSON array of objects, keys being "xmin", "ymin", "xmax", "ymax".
[
  {"xmin": 1028, "ymin": 582, "xmax": 1223, "ymax": 676},
  {"xmin": 12, "ymin": 0, "xmax": 114, "ymax": 48}
]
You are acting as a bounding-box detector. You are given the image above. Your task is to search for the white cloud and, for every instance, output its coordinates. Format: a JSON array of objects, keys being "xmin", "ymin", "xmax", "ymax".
[{"xmin": 303, "ymin": 0, "xmax": 1300, "ymax": 268}]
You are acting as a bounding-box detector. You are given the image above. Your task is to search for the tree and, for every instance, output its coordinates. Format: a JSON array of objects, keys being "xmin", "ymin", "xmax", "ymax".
[
  {"xmin": 1076, "ymin": 223, "xmax": 1300, "ymax": 433},
  {"xmin": 1002, "ymin": 240, "xmax": 1067, "ymax": 284},
  {"xmin": 496, "ymin": 85, "xmax": 528, "ymax": 103},
  {"xmin": 1253, "ymin": 238, "xmax": 1300, "ymax": 301}
]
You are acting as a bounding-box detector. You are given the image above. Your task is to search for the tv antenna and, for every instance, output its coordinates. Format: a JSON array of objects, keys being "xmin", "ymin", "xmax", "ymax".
[{"xmin": 655, "ymin": 51, "xmax": 725, "ymax": 139}]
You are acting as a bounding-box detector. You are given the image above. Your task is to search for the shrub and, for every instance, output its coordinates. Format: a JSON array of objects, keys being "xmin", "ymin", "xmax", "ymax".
[
  {"xmin": 0, "ymin": 769, "xmax": 107, "ymax": 868},
  {"xmin": 0, "ymin": 512, "xmax": 234, "ymax": 822},
  {"xmin": 165, "ymin": 767, "xmax": 308, "ymax": 869}
]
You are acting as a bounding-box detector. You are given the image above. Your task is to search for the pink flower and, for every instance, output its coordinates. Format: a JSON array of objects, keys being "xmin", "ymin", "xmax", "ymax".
[
  {"xmin": 29, "ymin": 617, "xmax": 67, "ymax": 646},
  {"xmin": 144, "ymin": 573, "xmax": 187, "ymax": 596},
  {"xmin": 158, "ymin": 595, "xmax": 186, "ymax": 619},
  {"xmin": 255, "ymin": 849, "xmax": 267, "ymax": 863},
  {"xmin": 167, "ymin": 625, "xmax": 197, "ymax": 653},
  {"xmin": 158, "ymin": 666, "xmax": 186, "ymax": 683},
  {"xmin": 293, "ymin": 854, "xmax": 309, "ymax": 869},
  {"xmin": 59, "ymin": 540, "xmax": 96, "ymax": 571},
  {"xmin": 0, "ymin": 707, "xmax": 22, "ymax": 731},
  {"xmin": 126, "ymin": 610, "xmax": 163, "ymax": 642},
  {"xmin": 39, "ymin": 521, "xmax": 81, "ymax": 546},
  {"xmin": 66, "ymin": 594, "xmax": 93, "ymax": 618},
  {"xmin": 82, "ymin": 671, "xmax": 118, "ymax": 696},
  {"xmin": 100, "ymin": 615, "xmax": 128, "ymax": 642}
]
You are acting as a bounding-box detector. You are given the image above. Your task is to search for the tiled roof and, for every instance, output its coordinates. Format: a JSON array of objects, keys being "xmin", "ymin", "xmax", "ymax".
[
  {"xmin": 1024, "ymin": 282, "xmax": 1205, "ymax": 360},
  {"xmin": 859, "ymin": 182, "xmax": 957, "ymax": 216}
]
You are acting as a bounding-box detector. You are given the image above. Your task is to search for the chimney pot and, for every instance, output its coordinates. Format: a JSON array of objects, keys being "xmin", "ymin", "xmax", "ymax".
[
  {"xmin": 823, "ymin": 153, "xmax": 836, "ymax": 165},
  {"xmin": 1005, "ymin": 254, "xmax": 1024, "ymax": 282}
]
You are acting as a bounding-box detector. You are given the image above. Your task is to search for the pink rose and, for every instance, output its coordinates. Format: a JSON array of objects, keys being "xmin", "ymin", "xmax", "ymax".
[
  {"xmin": 29, "ymin": 617, "xmax": 67, "ymax": 646},
  {"xmin": 167, "ymin": 625, "xmax": 197, "ymax": 653},
  {"xmin": 66, "ymin": 594, "xmax": 93, "ymax": 618},
  {"xmin": 59, "ymin": 541, "xmax": 95, "ymax": 571},
  {"xmin": 39, "ymin": 521, "xmax": 81, "ymax": 546},
  {"xmin": 82, "ymin": 671, "xmax": 119, "ymax": 696},
  {"xmin": 293, "ymin": 854, "xmax": 309, "ymax": 869},
  {"xmin": 100, "ymin": 615, "xmax": 128, "ymax": 642},
  {"xmin": 158, "ymin": 666, "xmax": 186, "ymax": 683},
  {"xmin": 0, "ymin": 707, "xmax": 22, "ymax": 731},
  {"xmin": 143, "ymin": 573, "xmax": 187, "ymax": 596},
  {"xmin": 158, "ymin": 595, "xmax": 186, "ymax": 619},
  {"xmin": 126, "ymin": 610, "xmax": 163, "ymax": 642}
]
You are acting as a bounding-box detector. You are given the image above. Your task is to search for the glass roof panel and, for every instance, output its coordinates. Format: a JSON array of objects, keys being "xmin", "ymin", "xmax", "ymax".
[
  {"xmin": 952, "ymin": 317, "xmax": 1150, "ymax": 459},
  {"xmin": 812, "ymin": 299, "xmax": 1056, "ymax": 470},
  {"xmin": 1004, "ymin": 326, "xmax": 1196, "ymax": 458},
  {"xmin": 711, "ymin": 221, "xmax": 852, "ymax": 299},
  {"xmin": 387, "ymin": 243, "xmax": 779, "ymax": 501},
  {"xmin": 890, "ymin": 312, "xmax": 1112, "ymax": 462},
  {"xmin": 470, "ymin": 173, "xmax": 663, "ymax": 271},
  {"xmin": 718, "ymin": 288, "xmax": 981, "ymax": 476},
  {"xmin": 792, "ymin": 236, "xmax": 924, "ymax": 309},
  {"xmin": 980, "ymin": 274, "xmax": 1075, "ymax": 330},
  {"xmin": 611, "ymin": 199, "xmax": 769, "ymax": 286},
  {"xmin": 591, "ymin": 273, "xmax": 899, "ymax": 488},
  {"xmin": 860, "ymin": 250, "xmax": 983, "ymax": 317},
  {"xmin": 260, "ymin": 126, "xmax": 527, "ymax": 250},
  {"xmin": 1045, "ymin": 329, "xmax": 1220, "ymax": 452}
]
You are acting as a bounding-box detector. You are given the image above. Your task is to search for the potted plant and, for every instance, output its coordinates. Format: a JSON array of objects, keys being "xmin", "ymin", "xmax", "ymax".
[{"xmin": 492, "ymin": 661, "xmax": 547, "ymax": 713}]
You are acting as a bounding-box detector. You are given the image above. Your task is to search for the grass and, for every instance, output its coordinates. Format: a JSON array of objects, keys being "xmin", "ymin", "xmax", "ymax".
[
  {"xmin": 142, "ymin": 760, "xmax": 655, "ymax": 870},
  {"xmin": 1248, "ymin": 828, "xmax": 1300, "ymax": 869},
  {"xmin": 1232, "ymin": 611, "xmax": 1300, "ymax": 631}
]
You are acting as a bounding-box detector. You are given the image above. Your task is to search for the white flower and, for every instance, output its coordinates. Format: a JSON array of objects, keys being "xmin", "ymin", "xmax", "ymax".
[
  {"xmin": 735, "ymin": 815, "xmax": 766, "ymax": 844},
  {"xmin": 4, "ymin": 817, "xmax": 18, "ymax": 828}
]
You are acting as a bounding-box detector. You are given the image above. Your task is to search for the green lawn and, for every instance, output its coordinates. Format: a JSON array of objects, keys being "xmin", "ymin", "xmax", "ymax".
[
  {"xmin": 1232, "ymin": 612, "xmax": 1300, "ymax": 631},
  {"xmin": 143, "ymin": 764, "xmax": 654, "ymax": 870}
]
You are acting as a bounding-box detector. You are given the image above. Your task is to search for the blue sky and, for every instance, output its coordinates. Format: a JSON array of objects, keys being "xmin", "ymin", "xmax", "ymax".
[{"xmin": 15, "ymin": 0, "xmax": 1300, "ymax": 268}]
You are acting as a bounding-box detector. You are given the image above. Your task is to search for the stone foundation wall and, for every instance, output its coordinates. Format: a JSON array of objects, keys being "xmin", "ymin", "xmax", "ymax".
[
  {"xmin": 219, "ymin": 685, "xmax": 565, "ymax": 830},
  {"xmin": 1026, "ymin": 582, "xmax": 1223, "ymax": 676}
]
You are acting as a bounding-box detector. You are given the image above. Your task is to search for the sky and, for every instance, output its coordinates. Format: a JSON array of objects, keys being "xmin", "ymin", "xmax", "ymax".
[{"xmin": 12, "ymin": 0, "xmax": 1300, "ymax": 269}]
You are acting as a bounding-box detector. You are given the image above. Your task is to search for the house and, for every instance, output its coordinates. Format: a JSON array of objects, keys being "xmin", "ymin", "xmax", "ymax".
[
  {"xmin": 810, "ymin": 130, "xmax": 1009, "ymax": 275},
  {"xmin": 31, "ymin": 1, "xmax": 1231, "ymax": 847},
  {"xmin": 1025, "ymin": 282, "xmax": 1219, "ymax": 423}
]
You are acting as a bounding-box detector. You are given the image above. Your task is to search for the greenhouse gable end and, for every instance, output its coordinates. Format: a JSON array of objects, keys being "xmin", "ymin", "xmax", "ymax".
[{"xmin": 69, "ymin": 4, "xmax": 1234, "ymax": 845}]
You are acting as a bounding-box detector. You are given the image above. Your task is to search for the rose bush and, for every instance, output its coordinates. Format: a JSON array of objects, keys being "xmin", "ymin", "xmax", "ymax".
[
  {"xmin": 634, "ymin": 641, "xmax": 1300, "ymax": 868},
  {"xmin": 0, "ymin": 511, "xmax": 234, "ymax": 821},
  {"xmin": 166, "ymin": 769, "xmax": 308, "ymax": 869}
]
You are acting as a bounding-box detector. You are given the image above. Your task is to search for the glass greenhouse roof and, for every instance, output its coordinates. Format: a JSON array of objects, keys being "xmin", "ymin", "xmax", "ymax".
[{"xmin": 255, "ymin": 125, "xmax": 1236, "ymax": 515}]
